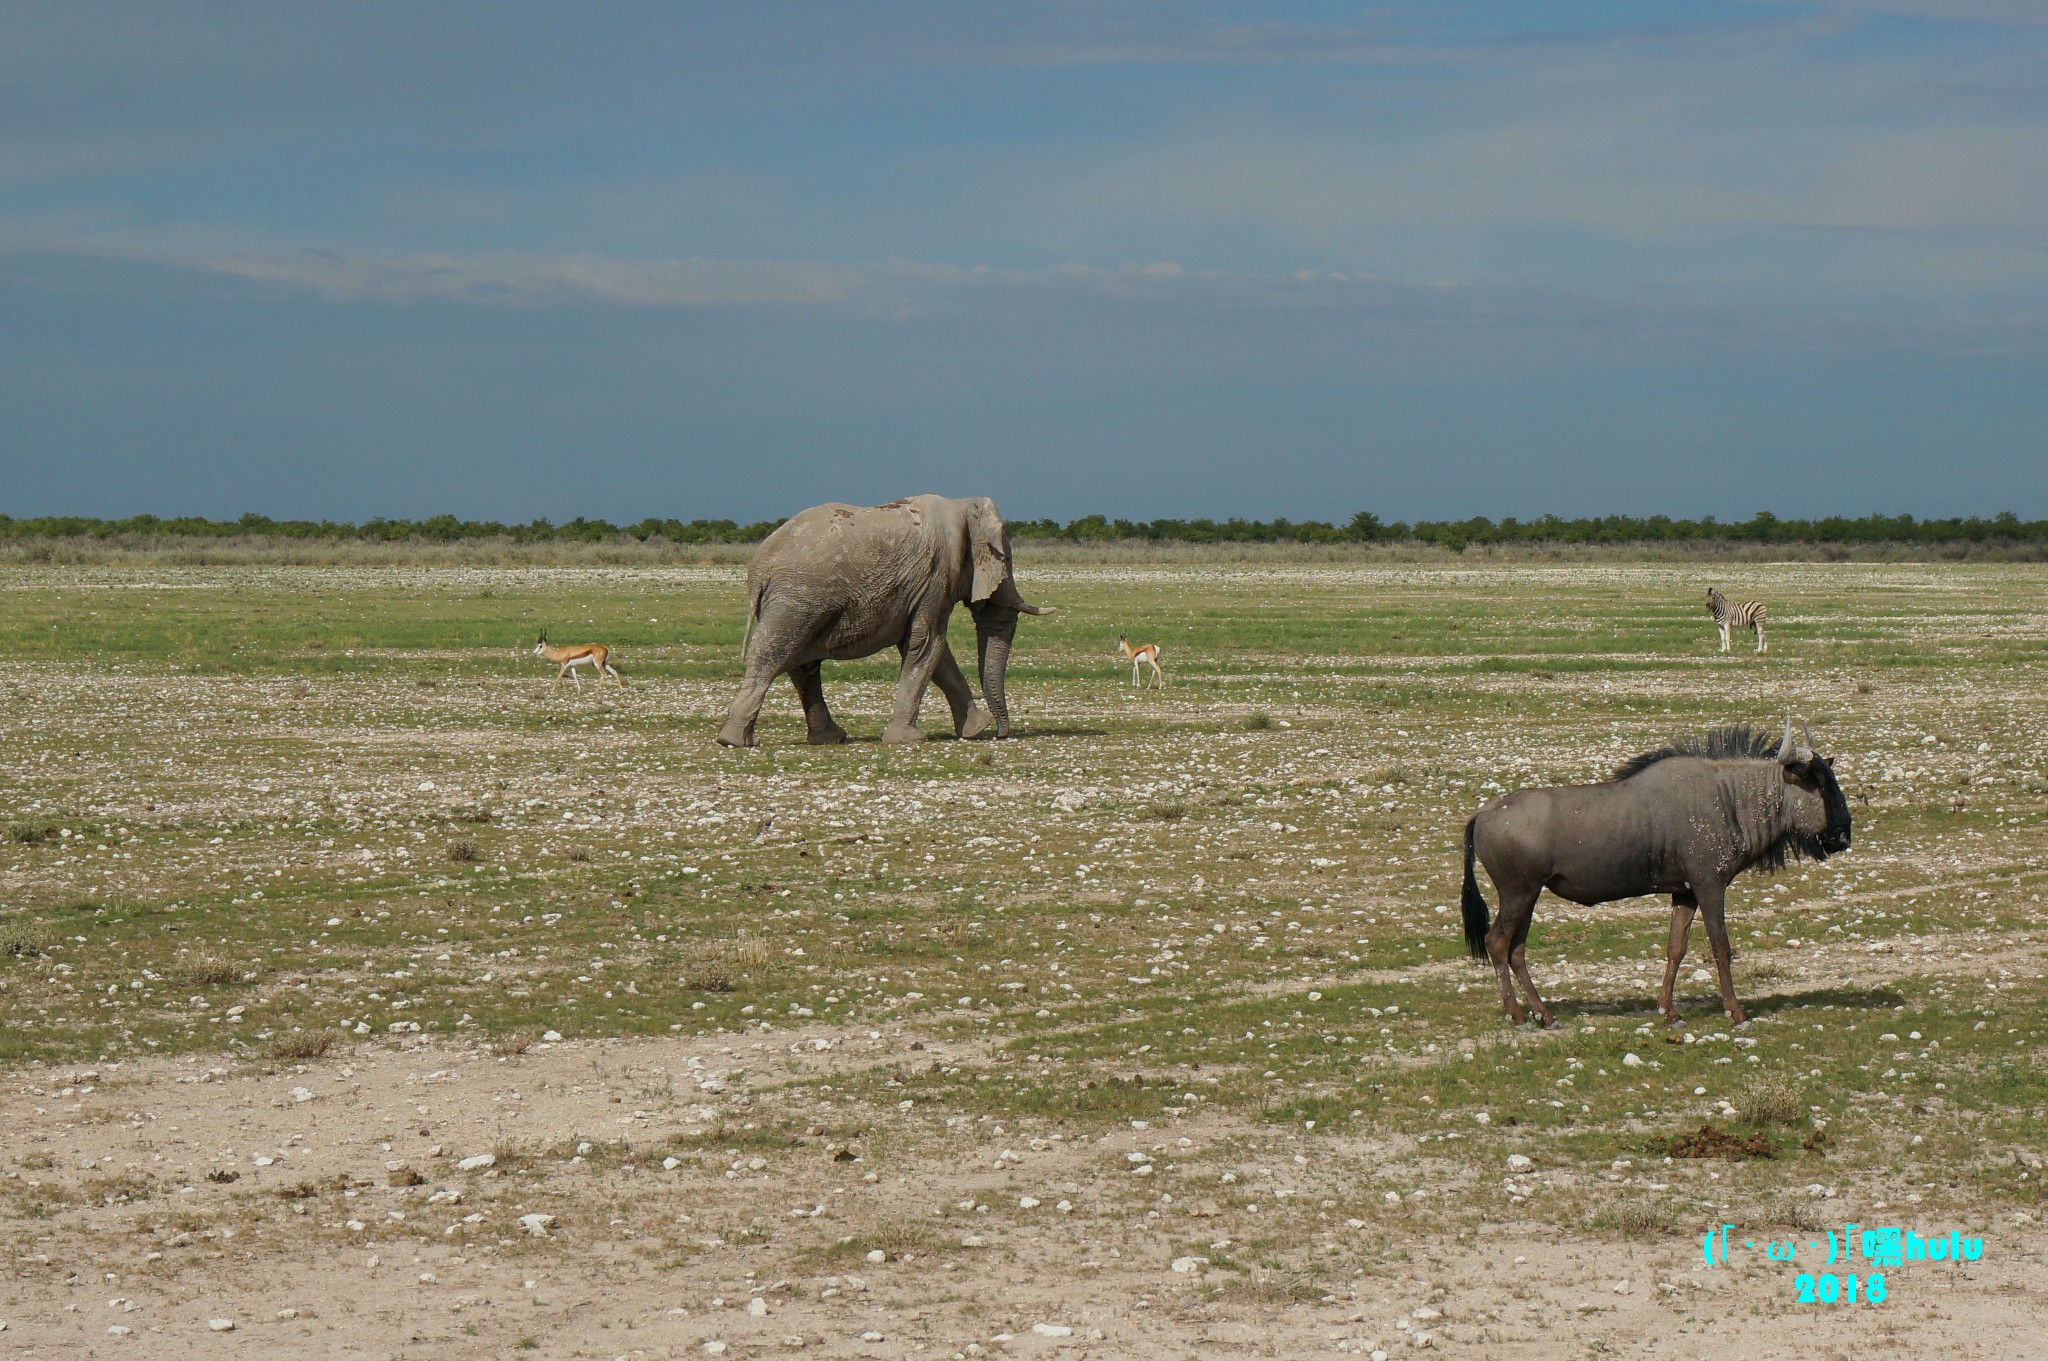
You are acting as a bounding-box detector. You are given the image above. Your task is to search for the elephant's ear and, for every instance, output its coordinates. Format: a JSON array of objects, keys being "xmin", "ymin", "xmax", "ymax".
[{"xmin": 969, "ymin": 497, "xmax": 1009, "ymax": 603}]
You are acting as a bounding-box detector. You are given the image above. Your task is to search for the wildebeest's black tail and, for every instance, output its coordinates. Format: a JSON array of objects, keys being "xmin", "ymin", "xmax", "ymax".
[{"xmin": 1461, "ymin": 816, "xmax": 1490, "ymax": 959}]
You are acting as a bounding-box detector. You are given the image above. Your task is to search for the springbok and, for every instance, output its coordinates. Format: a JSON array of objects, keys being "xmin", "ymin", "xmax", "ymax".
[
  {"xmin": 534, "ymin": 631, "xmax": 622, "ymax": 687},
  {"xmin": 1117, "ymin": 633, "xmax": 1165, "ymax": 689}
]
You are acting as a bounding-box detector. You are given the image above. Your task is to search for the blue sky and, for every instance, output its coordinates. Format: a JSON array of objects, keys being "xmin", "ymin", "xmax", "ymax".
[{"xmin": 3, "ymin": 1, "xmax": 2044, "ymax": 522}]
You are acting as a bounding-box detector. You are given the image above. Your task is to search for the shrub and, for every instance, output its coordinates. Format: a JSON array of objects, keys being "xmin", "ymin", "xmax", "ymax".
[
  {"xmin": 265, "ymin": 1032, "xmax": 332, "ymax": 1062},
  {"xmin": 1740, "ymin": 1075, "xmax": 1805, "ymax": 1127},
  {"xmin": 179, "ymin": 957, "xmax": 245, "ymax": 988},
  {"xmin": 0, "ymin": 920, "xmax": 53, "ymax": 957},
  {"xmin": 1593, "ymin": 1198, "xmax": 1678, "ymax": 1239}
]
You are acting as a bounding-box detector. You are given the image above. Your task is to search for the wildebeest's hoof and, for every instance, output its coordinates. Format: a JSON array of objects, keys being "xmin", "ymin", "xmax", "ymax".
[
  {"xmin": 881, "ymin": 722, "xmax": 926, "ymax": 745},
  {"xmin": 806, "ymin": 724, "xmax": 848, "ymax": 745}
]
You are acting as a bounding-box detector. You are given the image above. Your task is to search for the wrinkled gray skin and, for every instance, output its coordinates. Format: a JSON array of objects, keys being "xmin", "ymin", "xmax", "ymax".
[
  {"xmin": 716, "ymin": 495, "xmax": 1052, "ymax": 748},
  {"xmin": 1461, "ymin": 722, "xmax": 1852, "ymax": 1028}
]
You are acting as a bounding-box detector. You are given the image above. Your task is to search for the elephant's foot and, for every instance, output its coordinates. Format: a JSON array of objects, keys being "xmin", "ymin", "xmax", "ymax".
[
  {"xmin": 715, "ymin": 720, "xmax": 757, "ymax": 749},
  {"xmin": 957, "ymin": 704, "xmax": 993, "ymax": 740},
  {"xmin": 805, "ymin": 722, "xmax": 848, "ymax": 745},
  {"xmin": 881, "ymin": 721, "xmax": 926, "ymax": 745}
]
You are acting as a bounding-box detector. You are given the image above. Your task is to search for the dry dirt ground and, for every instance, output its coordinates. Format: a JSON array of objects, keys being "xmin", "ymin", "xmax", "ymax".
[
  {"xmin": 3, "ymin": 1028, "xmax": 2043, "ymax": 1361},
  {"xmin": 2, "ymin": 562, "xmax": 2045, "ymax": 1358}
]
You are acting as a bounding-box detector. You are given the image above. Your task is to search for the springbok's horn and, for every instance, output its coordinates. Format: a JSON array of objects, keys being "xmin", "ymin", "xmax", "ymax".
[{"xmin": 1775, "ymin": 719, "xmax": 1796, "ymax": 763}]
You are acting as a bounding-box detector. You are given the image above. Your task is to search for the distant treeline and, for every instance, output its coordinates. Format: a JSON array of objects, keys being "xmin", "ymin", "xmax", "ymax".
[
  {"xmin": 1007, "ymin": 511, "xmax": 2048, "ymax": 551},
  {"xmin": 2, "ymin": 510, "xmax": 2044, "ymax": 551},
  {"xmin": 0, "ymin": 513, "xmax": 782, "ymax": 544}
]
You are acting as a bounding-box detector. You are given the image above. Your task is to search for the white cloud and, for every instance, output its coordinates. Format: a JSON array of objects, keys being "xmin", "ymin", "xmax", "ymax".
[{"xmin": 4, "ymin": 232, "xmax": 2042, "ymax": 363}]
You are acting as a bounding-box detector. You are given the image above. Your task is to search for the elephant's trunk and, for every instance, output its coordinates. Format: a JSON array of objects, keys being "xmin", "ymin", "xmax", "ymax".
[{"xmin": 976, "ymin": 612, "xmax": 1017, "ymax": 738}]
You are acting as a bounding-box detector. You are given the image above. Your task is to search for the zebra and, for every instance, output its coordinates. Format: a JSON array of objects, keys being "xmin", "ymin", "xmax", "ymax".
[{"xmin": 1705, "ymin": 587, "xmax": 1767, "ymax": 653}]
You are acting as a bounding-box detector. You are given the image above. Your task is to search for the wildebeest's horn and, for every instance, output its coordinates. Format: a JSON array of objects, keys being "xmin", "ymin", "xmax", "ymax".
[
  {"xmin": 1775, "ymin": 719, "xmax": 1795, "ymax": 764},
  {"xmin": 1797, "ymin": 717, "xmax": 1815, "ymax": 751}
]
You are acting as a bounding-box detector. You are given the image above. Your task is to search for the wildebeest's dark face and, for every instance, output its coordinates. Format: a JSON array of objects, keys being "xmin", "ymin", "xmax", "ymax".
[{"xmin": 1783, "ymin": 752, "xmax": 1852, "ymax": 859}]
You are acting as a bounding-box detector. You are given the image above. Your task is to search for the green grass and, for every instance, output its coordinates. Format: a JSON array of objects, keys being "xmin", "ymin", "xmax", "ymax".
[{"xmin": 2, "ymin": 559, "xmax": 2046, "ymax": 1232}]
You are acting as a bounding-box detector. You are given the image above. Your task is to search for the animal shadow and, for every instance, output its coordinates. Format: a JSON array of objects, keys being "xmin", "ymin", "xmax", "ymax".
[{"xmin": 1550, "ymin": 984, "xmax": 1908, "ymax": 1023}]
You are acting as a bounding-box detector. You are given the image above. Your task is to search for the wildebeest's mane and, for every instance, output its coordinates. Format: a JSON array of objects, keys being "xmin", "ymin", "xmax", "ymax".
[{"xmin": 1611, "ymin": 724, "xmax": 1779, "ymax": 783}]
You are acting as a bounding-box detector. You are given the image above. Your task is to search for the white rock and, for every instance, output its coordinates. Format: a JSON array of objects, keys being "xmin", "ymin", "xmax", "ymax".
[
  {"xmin": 1613, "ymin": 1279, "xmax": 1631, "ymax": 1294},
  {"xmin": 860, "ymin": 1331, "xmax": 885, "ymax": 1342},
  {"xmin": 518, "ymin": 1213, "xmax": 555, "ymax": 1236},
  {"xmin": 1622, "ymin": 1052, "xmax": 1644, "ymax": 1068},
  {"xmin": 109, "ymin": 1325, "xmax": 133, "ymax": 1336},
  {"xmin": 702, "ymin": 1343, "xmax": 727, "ymax": 1356},
  {"xmin": 1411, "ymin": 1306, "xmax": 1441, "ymax": 1321},
  {"xmin": 456, "ymin": 1153, "xmax": 495, "ymax": 1171},
  {"xmin": 542, "ymin": 1030, "xmax": 563, "ymax": 1042},
  {"xmin": 662, "ymin": 1157, "xmax": 682, "ymax": 1171},
  {"xmin": 207, "ymin": 1318, "xmax": 236, "ymax": 1332},
  {"xmin": 1031, "ymin": 1324, "xmax": 1074, "ymax": 1338},
  {"xmin": 291, "ymin": 1087, "xmax": 314, "ymax": 1103},
  {"xmin": 1505, "ymin": 1154, "xmax": 1533, "ymax": 1174},
  {"xmin": 1383, "ymin": 1191, "xmax": 1401, "ymax": 1205},
  {"xmin": 746, "ymin": 1297, "xmax": 768, "ymax": 1316},
  {"xmin": 1171, "ymin": 1256, "xmax": 1208, "ymax": 1274},
  {"xmin": 1018, "ymin": 1196, "xmax": 1040, "ymax": 1209}
]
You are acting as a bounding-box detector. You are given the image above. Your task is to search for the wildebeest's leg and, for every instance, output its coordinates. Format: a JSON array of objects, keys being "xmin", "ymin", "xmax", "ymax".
[
  {"xmin": 1485, "ymin": 884, "xmax": 1541, "ymax": 1026},
  {"xmin": 1659, "ymin": 891, "xmax": 1697, "ymax": 1025},
  {"xmin": 930, "ymin": 642, "xmax": 993, "ymax": 739},
  {"xmin": 1696, "ymin": 882, "xmax": 1747, "ymax": 1024},
  {"xmin": 787, "ymin": 661, "xmax": 846, "ymax": 745},
  {"xmin": 1506, "ymin": 903, "xmax": 1557, "ymax": 1028}
]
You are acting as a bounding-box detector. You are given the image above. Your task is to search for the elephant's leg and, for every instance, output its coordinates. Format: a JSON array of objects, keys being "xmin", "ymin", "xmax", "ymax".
[
  {"xmin": 717, "ymin": 654, "xmax": 786, "ymax": 748},
  {"xmin": 787, "ymin": 662, "xmax": 846, "ymax": 745},
  {"xmin": 882, "ymin": 623, "xmax": 944, "ymax": 744},
  {"xmin": 932, "ymin": 642, "xmax": 992, "ymax": 739}
]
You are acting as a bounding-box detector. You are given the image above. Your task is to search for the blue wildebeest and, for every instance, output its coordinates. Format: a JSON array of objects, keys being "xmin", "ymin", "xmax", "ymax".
[{"xmin": 1461, "ymin": 722, "xmax": 1852, "ymax": 1028}]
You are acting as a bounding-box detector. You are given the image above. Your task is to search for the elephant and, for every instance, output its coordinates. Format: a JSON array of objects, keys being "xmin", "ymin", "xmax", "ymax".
[{"xmin": 715, "ymin": 495, "xmax": 1053, "ymax": 748}]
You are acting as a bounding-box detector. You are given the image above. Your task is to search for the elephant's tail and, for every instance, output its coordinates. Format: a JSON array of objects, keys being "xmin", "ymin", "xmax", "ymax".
[{"xmin": 739, "ymin": 586, "xmax": 762, "ymax": 664}]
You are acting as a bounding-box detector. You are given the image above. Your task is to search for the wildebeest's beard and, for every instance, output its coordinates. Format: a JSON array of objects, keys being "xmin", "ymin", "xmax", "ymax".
[
  {"xmin": 1770, "ymin": 757, "xmax": 1852, "ymax": 868},
  {"xmin": 1810, "ymin": 758, "xmax": 1852, "ymax": 859}
]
